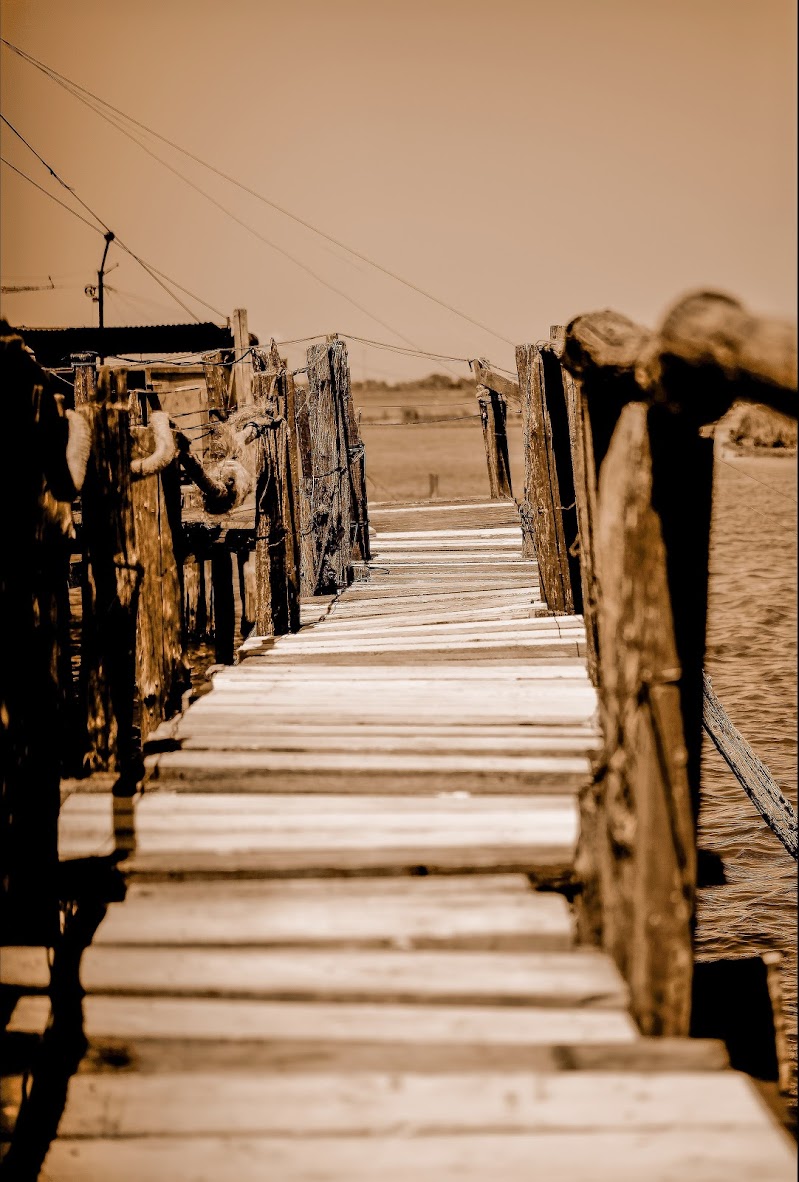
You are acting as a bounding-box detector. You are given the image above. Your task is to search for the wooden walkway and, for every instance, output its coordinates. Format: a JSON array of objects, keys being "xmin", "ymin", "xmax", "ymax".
[{"xmin": 6, "ymin": 499, "xmax": 794, "ymax": 1179}]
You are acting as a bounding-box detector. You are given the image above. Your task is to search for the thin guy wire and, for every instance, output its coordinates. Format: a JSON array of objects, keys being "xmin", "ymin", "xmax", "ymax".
[
  {"xmin": 2, "ymin": 38, "xmax": 516, "ymax": 348},
  {"xmin": 1, "ymin": 114, "xmax": 210, "ymax": 323}
]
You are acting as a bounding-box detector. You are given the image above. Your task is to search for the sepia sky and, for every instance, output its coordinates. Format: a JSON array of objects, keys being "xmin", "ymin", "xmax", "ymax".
[{"xmin": 0, "ymin": 0, "xmax": 796, "ymax": 379}]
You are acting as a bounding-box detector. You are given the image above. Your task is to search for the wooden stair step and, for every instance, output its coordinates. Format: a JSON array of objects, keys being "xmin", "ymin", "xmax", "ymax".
[
  {"xmin": 58, "ymin": 793, "xmax": 577, "ymax": 879},
  {"xmin": 9, "ymin": 995, "xmax": 638, "ymax": 1047},
  {"xmin": 82, "ymin": 875, "xmax": 577, "ymax": 951},
  {"xmin": 36, "ymin": 1128, "xmax": 795, "ymax": 1182},
  {"xmin": 2, "ymin": 946, "xmax": 627, "ymax": 1008}
]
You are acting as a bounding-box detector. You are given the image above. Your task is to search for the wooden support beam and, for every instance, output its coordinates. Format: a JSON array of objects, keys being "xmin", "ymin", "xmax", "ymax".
[
  {"xmin": 476, "ymin": 378, "xmax": 513, "ymax": 501},
  {"xmin": 516, "ymin": 345, "xmax": 571, "ymax": 611},
  {"xmin": 231, "ymin": 308, "xmax": 254, "ymax": 409}
]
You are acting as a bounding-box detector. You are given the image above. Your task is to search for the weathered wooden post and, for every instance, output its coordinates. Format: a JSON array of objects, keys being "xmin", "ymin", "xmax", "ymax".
[
  {"xmin": 202, "ymin": 350, "xmax": 231, "ymax": 461},
  {"xmin": 303, "ymin": 341, "xmax": 352, "ymax": 594},
  {"xmin": 129, "ymin": 389, "xmax": 187, "ymax": 745},
  {"xmin": 71, "ymin": 352, "xmax": 97, "ymax": 406},
  {"xmin": 516, "ymin": 343, "xmax": 572, "ymax": 610},
  {"xmin": 559, "ymin": 290, "xmax": 797, "ymax": 1036},
  {"xmin": 472, "ymin": 359, "xmax": 513, "ymax": 500},
  {"xmin": 294, "ymin": 381, "xmax": 315, "ymax": 596},
  {"xmin": 231, "ymin": 307, "xmax": 254, "ymax": 409},
  {"xmin": 78, "ymin": 366, "xmax": 142, "ymax": 789},
  {"xmin": 330, "ymin": 337, "xmax": 371, "ymax": 566},
  {"xmin": 251, "ymin": 344, "xmax": 301, "ymax": 636},
  {"xmin": 1, "ymin": 326, "xmax": 77, "ymax": 944},
  {"xmin": 560, "ymin": 364, "xmax": 600, "ymax": 684}
]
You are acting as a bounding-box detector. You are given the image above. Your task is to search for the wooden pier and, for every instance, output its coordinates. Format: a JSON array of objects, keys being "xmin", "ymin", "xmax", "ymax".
[
  {"xmin": 1, "ymin": 296, "xmax": 796, "ymax": 1178},
  {"xmin": 4, "ymin": 498, "xmax": 793, "ymax": 1178}
]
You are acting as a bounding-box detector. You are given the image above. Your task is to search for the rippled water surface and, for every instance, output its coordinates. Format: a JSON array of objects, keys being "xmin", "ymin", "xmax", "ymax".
[{"xmin": 696, "ymin": 451, "xmax": 797, "ymax": 1114}]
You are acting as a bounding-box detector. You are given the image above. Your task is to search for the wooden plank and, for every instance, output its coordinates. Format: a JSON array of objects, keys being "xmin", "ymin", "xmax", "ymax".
[
  {"xmin": 2, "ymin": 946, "xmax": 627, "ymax": 1008},
  {"xmin": 472, "ymin": 359, "xmax": 521, "ymax": 403},
  {"xmin": 9, "ymin": 995, "xmax": 637, "ymax": 1045},
  {"xmin": 208, "ymin": 663, "xmax": 588, "ymax": 680},
  {"xmin": 88, "ymin": 875, "xmax": 577, "ymax": 951},
  {"xmin": 39, "ymin": 1129, "xmax": 796, "ymax": 1182},
  {"xmin": 145, "ymin": 758, "xmax": 590, "ymax": 796},
  {"xmin": 42, "ymin": 1072, "xmax": 776, "ymax": 1139},
  {"xmin": 156, "ymin": 733, "xmax": 597, "ymax": 758}
]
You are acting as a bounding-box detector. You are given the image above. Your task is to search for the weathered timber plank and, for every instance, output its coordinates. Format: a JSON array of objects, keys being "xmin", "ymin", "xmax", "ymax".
[
  {"xmin": 39, "ymin": 1129, "xmax": 796, "ymax": 1182},
  {"xmin": 43, "ymin": 1072, "xmax": 776, "ymax": 1139},
  {"xmin": 88, "ymin": 875, "xmax": 576, "ymax": 951},
  {"xmin": 10, "ymin": 995, "xmax": 637, "ymax": 1045},
  {"xmin": 2, "ymin": 947, "xmax": 626, "ymax": 1008},
  {"xmin": 206, "ymin": 664, "xmax": 587, "ymax": 680},
  {"xmin": 147, "ymin": 749, "xmax": 590, "ymax": 776}
]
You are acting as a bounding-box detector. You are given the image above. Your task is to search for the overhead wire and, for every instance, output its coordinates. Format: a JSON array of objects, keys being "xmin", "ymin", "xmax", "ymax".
[
  {"xmin": 2, "ymin": 38, "xmax": 516, "ymax": 349},
  {"xmin": 2, "ymin": 69, "xmax": 460, "ymax": 373},
  {"xmin": 0, "ymin": 115, "xmax": 223, "ymax": 323}
]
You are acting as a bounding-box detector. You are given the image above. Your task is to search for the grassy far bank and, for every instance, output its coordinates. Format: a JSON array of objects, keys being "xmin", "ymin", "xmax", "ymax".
[
  {"xmin": 353, "ymin": 377, "xmax": 796, "ymax": 504},
  {"xmin": 353, "ymin": 377, "xmax": 523, "ymax": 503}
]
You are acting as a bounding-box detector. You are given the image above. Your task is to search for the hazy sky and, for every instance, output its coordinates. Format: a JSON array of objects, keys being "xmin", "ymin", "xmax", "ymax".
[{"xmin": 1, "ymin": 0, "xmax": 796, "ymax": 379}]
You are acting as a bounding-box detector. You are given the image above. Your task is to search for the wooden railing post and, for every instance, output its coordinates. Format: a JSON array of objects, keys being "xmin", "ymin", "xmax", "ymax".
[
  {"xmin": 516, "ymin": 343, "xmax": 572, "ymax": 611},
  {"xmin": 560, "ymin": 366, "xmax": 600, "ymax": 683},
  {"xmin": 130, "ymin": 390, "xmax": 187, "ymax": 746},
  {"xmin": 557, "ymin": 289, "xmax": 797, "ymax": 1036},
  {"xmin": 202, "ymin": 350, "xmax": 231, "ymax": 461},
  {"xmin": 231, "ymin": 307, "xmax": 254, "ymax": 409},
  {"xmin": 251, "ymin": 345, "xmax": 301, "ymax": 636},
  {"xmin": 472, "ymin": 359, "xmax": 513, "ymax": 500},
  {"xmin": 304, "ymin": 341, "xmax": 352, "ymax": 594},
  {"xmin": 78, "ymin": 367, "xmax": 142, "ymax": 788},
  {"xmin": 330, "ymin": 337, "xmax": 371, "ymax": 566},
  {"xmin": 71, "ymin": 352, "xmax": 97, "ymax": 406}
]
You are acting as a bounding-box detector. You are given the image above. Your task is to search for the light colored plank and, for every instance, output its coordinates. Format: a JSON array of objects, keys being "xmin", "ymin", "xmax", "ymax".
[
  {"xmin": 148, "ymin": 749, "xmax": 591, "ymax": 777},
  {"xmin": 10, "ymin": 995, "xmax": 637, "ymax": 1044},
  {"xmin": 89, "ymin": 876, "xmax": 576, "ymax": 950},
  {"xmin": 47, "ymin": 1072, "xmax": 778, "ymax": 1138},
  {"xmin": 59, "ymin": 792, "xmax": 578, "ymax": 874},
  {"xmin": 40, "ymin": 1129, "xmax": 797, "ymax": 1182},
  {"xmin": 158, "ymin": 732, "xmax": 598, "ymax": 757},
  {"xmin": 210, "ymin": 663, "xmax": 589, "ymax": 680},
  {"xmin": 1, "ymin": 947, "xmax": 627, "ymax": 1008}
]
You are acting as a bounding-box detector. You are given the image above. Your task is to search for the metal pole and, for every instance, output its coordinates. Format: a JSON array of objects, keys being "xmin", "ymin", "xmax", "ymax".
[{"xmin": 97, "ymin": 231, "xmax": 115, "ymax": 361}]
